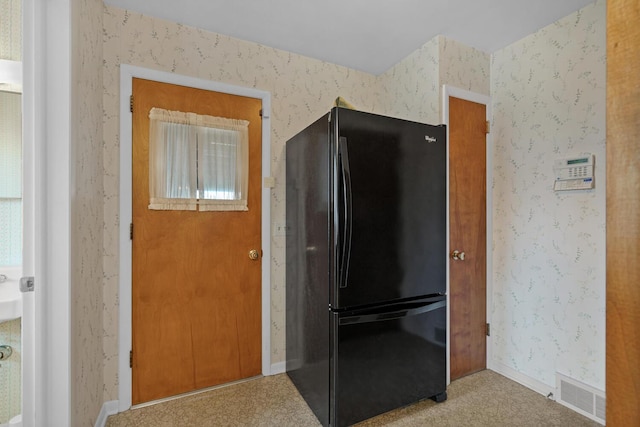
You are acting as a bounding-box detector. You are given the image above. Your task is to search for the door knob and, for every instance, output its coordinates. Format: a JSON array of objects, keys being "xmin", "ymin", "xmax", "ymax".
[
  {"xmin": 451, "ymin": 250, "xmax": 465, "ymax": 261},
  {"xmin": 249, "ymin": 249, "xmax": 260, "ymax": 260}
]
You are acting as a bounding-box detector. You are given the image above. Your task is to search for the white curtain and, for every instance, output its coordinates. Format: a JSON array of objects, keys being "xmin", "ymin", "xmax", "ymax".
[{"xmin": 148, "ymin": 107, "xmax": 249, "ymax": 211}]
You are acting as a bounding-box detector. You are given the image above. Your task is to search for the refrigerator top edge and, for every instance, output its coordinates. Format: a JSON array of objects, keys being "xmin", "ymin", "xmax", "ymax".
[{"xmin": 330, "ymin": 106, "xmax": 447, "ymax": 129}]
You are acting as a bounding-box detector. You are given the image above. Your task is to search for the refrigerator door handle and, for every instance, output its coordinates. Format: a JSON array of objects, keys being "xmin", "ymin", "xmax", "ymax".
[
  {"xmin": 338, "ymin": 137, "xmax": 353, "ymax": 289},
  {"xmin": 339, "ymin": 299, "xmax": 446, "ymax": 325}
]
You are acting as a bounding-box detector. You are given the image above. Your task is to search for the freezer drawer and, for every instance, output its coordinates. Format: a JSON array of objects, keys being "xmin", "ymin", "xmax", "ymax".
[{"xmin": 330, "ymin": 299, "xmax": 447, "ymax": 426}]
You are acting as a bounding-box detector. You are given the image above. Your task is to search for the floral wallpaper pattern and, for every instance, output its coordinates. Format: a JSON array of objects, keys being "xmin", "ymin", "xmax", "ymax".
[
  {"xmin": 377, "ymin": 37, "xmax": 440, "ymax": 124},
  {"xmin": 101, "ymin": 3, "xmax": 491, "ymax": 401},
  {"xmin": 71, "ymin": 0, "xmax": 105, "ymax": 424},
  {"xmin": 101, "ymin": 5, "xmax": 380, "ymax": 400},
  {"xmin": 440, "ymin": 36, "xmax": 491, "ymax": 97},
  {"xmin": 376, "ymin": 35, "xmax": 490, "ymax": 124},
  {"xmin": 490, "ymin": 0, "xmax": 605, "ymax": 390},
  {"xmin": 99, "ymin": 0, "xmax": 603, "ymax": 408}
]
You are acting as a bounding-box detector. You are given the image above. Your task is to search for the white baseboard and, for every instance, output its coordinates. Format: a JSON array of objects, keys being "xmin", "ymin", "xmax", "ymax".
[
  {"xmin": 489, "ymin": 362, "xmax": 606, "ymax": 424},
  {"xmin": 489, "ymin": 361, "xmax": 555, "ymax": 398},
  {"xmin": 270, "ymin": 361, "xmax": 286, "ymax": 375},
  {"xmin": 94, "ymin": 400, "xmax": 119, "ymax": 427}
]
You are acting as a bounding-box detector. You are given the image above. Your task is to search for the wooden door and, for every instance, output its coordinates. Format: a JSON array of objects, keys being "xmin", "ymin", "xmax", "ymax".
[
  {"xmin": 449, "ymin": 96, "xmax": 487, "ymax": 381},
  {"xmin": 131, "ymin": 78, "xmax": 262, "ymax": 404},
  {"xmin": 606, "ymin": 0, "xmax": 640, "ymax": 424}
]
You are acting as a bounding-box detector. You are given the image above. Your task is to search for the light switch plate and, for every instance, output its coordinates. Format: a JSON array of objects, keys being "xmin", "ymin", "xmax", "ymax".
[{"xmin": 263, "ymin": 176, "xmax": 276, "ymax": 188}]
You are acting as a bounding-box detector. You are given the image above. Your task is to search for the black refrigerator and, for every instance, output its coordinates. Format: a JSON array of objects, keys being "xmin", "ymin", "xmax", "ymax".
[{"xmin": 286, "ymin": 107, "xmax": 447, "ymax": 427}]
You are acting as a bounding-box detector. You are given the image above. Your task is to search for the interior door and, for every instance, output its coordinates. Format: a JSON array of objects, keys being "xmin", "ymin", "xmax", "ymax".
[
  {"xmin": 131, "ymin": 78, "xmax": 262, "ymax": 404},
  {"xmin": 449, "ymin": 96, "xmax": 487, "ymax": 381}
]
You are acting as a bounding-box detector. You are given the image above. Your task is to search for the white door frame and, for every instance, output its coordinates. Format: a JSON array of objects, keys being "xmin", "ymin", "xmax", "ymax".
[
  {"xmin": 118, "ymin": 64, "xmax": 273, "ymax": 411},
  {"xmin": 21, "ymin": 0, "xmax": 39, "ymax": 424},
  {"xmin": 22, "ymin": 0, "xmax": 72, "ymax": 425},
  {"xmin": 442, "ymin": 85, "xmax": 493, "ymax": 385}
]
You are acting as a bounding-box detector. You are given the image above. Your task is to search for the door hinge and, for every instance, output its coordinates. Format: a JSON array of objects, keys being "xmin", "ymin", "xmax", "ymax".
[
  {"xmin": 486, "ymin": 323, "xmax": 491, "ymax": 336},
  {"xmin": 130, "ymin": 95, "xmax": 134, "ymax": 113},
  {"xmin": 130, "ymin": 223, "xmax": 134, "ymax": 240},
  {"xmin": 486, "ymin": 120, "xmax": 490, "ymax": 134},
  {"xmin": 259, "ymin": 109, "xmax": 262, "ymax": 117},
  {"xmin": 129, "ymin": 350, "xmax": 133, "ymax": 368}
]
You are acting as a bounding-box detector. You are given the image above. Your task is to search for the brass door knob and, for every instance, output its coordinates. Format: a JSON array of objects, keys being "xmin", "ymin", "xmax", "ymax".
[
  {"xmin": 249, "ymin": 249, "xmax": 260, "ymax": 260},
  {"xmin": 451, "ymin": 250, "xmax": 465, "ymax": 261}
]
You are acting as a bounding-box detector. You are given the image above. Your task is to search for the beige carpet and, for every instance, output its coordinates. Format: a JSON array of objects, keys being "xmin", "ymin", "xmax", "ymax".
[{"xmin": 106, "ymin": 370, "xmax": 600, "ymax": 426}]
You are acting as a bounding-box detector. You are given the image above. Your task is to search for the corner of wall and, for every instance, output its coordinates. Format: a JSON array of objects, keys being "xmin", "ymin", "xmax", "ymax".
[
  {"xmin": 489, "ymin": 0, "xmax": 606, "ymax": 392},
  {"xmin": 439, "ymin": 36, "xmax": 490, "ymax": 97},
  {"xmin": 374, "ymin": 35, "xmax": 441, "ymax": 123}
]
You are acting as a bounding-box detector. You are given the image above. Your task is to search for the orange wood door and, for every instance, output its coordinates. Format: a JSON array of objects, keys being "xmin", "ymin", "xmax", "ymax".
[
  {"xmin": 449, "ymin": 96, "xmax": 487, "ymax": 381},
  {"xmin": 606, "ymin": 0, "xmax": 640, "ymax": 423},
  {"xmin": 131, "ymin": 78, "xmax": 262, "ymax": 404}
]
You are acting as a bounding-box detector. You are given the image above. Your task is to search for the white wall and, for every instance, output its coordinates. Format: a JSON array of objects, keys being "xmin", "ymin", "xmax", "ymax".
[{"xmin": 490, "ymin": 0, "xmax": 606, "ymax": 390}]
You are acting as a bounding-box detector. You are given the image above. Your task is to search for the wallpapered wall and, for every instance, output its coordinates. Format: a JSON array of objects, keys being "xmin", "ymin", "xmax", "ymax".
[
  {"xmin": 101, "ymin": 5, "xmax": 381, "ymax": 400},
  {"xmin": 71, "ymin": 0, "xmax": 105, "ymax": 424},
  {"xmin": 491, "ymin": 0, "xmax": 605, "ymax": 390},
  {"xmin": 99, "ymin": 0, "xmax": 603, "ymax": 407},
  {"xmin": 439, "ymin": 36, "xmax": 490, "ymax": 98},
  {"xmin": 376, "ymin": 35, "xmax": 490, "ymax": 124},
  {"xmin": 101, "ymin": 4, "xmax": 491, "ymax": 401},
  {"xmin": 377, "ymin": 37, "xmax": 440, "ymax": 123}
]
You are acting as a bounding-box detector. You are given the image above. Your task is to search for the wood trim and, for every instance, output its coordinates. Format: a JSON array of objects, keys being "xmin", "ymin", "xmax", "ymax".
[{"xmin": 606, "ymin": 0, "xmax": 640, "ymax": 424}]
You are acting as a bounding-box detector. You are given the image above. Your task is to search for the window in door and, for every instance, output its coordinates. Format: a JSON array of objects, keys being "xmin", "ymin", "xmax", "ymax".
[{"xmin": 148, "ymin": 107, "xmax": 249, "ymax": 211}]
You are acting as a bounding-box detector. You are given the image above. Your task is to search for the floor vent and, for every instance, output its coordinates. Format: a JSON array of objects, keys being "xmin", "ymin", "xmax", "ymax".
[{"xmin": 556, "ymin": 372, "xmax": 605, "ymax": 425}]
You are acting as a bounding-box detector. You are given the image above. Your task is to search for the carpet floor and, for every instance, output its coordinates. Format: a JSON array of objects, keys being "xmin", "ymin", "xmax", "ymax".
[{"xmin": 106, "ymin": 370, "xmax": 600, "ymax": 426}]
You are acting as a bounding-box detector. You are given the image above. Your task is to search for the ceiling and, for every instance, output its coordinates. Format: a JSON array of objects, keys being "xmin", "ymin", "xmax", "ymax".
[{"xmin": 103, "ymin": 0, "xmax": 595, "ymax": 75}]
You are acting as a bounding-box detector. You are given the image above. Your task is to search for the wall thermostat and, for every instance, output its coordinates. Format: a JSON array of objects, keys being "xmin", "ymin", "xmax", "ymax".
[{"xmin": 553, "ymin": 154, "xmax": 595, "ymax": 191}]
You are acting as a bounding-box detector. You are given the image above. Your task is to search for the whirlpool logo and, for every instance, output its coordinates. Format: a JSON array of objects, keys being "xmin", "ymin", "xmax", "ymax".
[{"xmin": 425, "ymin": 135, "xmax": 437, "ymax": 143}]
